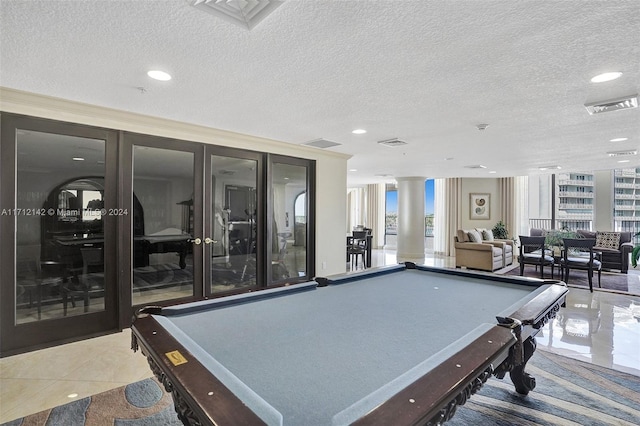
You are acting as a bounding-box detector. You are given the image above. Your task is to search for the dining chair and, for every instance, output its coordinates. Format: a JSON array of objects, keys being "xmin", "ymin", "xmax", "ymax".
[
  {"xmin": 63, "ymin": 247, "xmax": 105, "ymax": 315},
  {"xmin": 560, "ymin": 238, "xmax": 601, "ymax": 292},
  {"xmin": 518, "ymin": 235, "xmax": 555, "ymax": 279},
  {"xmin": 16, "ymin": 257, "xmax": 65, "ymax": 320},
  {"xmin": 347, "ymin": 231, "xmax": 368, "ymax": 269}
]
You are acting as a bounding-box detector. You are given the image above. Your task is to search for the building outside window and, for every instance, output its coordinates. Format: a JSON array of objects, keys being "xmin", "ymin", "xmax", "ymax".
[{"xmin": 529, "ymin": 168, "xmax": 640, "ymax": 236}]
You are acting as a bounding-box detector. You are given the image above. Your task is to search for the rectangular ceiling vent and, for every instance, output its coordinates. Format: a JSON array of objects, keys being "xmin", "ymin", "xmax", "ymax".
[
  {"xmin": 378, "ymin": 138, "xmax": 408, "ymax": 147},
  {"xmin": 302, "ymin": 139, "xmax": 341, "ymax": 149},
  {"xmin": 220, "ymin": 169, "xmax": 236, "ymax": 175},
  {"xmin": 188, "ymin": 0, "xmax": 284, "ymax": 30},
  {"xmin": 607, "ymin": 150, "xmax": 638, "ymax": 157},
  {"xmin": 585, "ymin": 94, "xmax": 638, "ymax": 115}
]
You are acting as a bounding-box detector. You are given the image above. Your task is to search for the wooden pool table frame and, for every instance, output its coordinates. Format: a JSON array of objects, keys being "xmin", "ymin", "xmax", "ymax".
[{"xmin": 131, "ymin": 263, "xmax": 568, "ymax": 426}]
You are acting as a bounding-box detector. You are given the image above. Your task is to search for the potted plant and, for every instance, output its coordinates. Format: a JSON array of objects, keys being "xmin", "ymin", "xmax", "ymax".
[
  {"xmin": 492, "ymin": 221, "xmax": 509, "ymax": 239},
  {"xmin": 543, "ymin": 228, "xmax": 580, "ymax": 256}
]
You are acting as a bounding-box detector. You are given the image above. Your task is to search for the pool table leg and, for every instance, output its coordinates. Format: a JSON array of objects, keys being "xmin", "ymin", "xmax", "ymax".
[{"xmin": 509, "ymin": 336, "xmax": 537, "ymax": 395}]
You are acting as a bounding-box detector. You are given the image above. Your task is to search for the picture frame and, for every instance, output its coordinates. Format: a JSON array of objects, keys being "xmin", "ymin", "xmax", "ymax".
[{"xmin": 470, "ymin": 193, "xmax": 490, "ymax": 220}]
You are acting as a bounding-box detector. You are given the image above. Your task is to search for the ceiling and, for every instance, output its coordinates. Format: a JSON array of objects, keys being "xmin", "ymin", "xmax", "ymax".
[{"xmin": 1, "ymin": 0, "xmax": 639, "ymax": 186}]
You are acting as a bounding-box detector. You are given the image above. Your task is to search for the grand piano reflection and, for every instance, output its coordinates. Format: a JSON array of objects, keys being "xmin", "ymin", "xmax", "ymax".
[{"xmin": 41, "ymin": 177, "xmax": 190, "ymax": 272}]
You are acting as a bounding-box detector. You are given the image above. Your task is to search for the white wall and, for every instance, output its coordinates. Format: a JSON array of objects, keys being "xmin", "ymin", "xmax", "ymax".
[
  {"xmin": 460, "ymin": 178, "xmax": 502, "ymax": 230},
  {"xmin": 1, "ymin": 87, "xmax": 351, "ymax": 276}
]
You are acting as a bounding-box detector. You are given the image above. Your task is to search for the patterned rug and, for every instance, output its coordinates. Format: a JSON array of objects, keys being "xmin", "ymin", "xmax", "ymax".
[{"xmin": 3, "ymin": 350, "xmax": 639, "ymax": 425}]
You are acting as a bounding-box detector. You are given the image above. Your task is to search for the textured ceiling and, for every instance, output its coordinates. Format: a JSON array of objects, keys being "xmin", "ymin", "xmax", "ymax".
[{"xmin": 1, "ymin": 0, "xmax": 639, "ymax": 185}]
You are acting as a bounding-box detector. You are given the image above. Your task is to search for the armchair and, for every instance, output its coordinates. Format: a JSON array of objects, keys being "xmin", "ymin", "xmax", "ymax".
[
  {"xmin": 518, "ymin": 235, "xmax": 555, "ymax": 279},
  {"xmin": 560, "ymin": 238, "xmax": 601, "ymax": 292},
  {"xmin": 475, "ymin": 227, "xmax": 514, "ymax": 267},
  {"xmin": 454, "ymin": 230, "xmax": 504, "ymax": 272}
]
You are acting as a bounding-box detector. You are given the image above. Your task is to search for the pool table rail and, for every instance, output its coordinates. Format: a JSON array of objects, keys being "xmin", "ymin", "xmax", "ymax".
[
  {"xmin": 132, "ymin": 314, "xmax": 268, "ymax": 426},
  {"xmin": 352, "ymin": 325, "xmax": 517, "ymax": 426},
  {"xmin": 504, "ymin": 283, "xmax": 568, "ymax": 330}
]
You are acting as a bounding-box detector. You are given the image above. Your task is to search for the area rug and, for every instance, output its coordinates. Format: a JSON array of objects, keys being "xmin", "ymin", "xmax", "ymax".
[
  {"xmin": 504, "ymin": 265, "xmax": 634, "ymax": 294},
  {"xmin": 3, "ymin": 351, "xmax": 639, "ymax": 426},
  {"xmin": 1, "ymin": 377, "xmax": 181, "ymax": 426}
]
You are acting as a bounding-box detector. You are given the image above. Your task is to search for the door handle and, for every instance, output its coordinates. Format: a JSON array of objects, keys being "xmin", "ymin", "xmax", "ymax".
[
  {"xmin": 204, "ymin": 237, "xmax": 217, "ymax": 245},
  {"xmin": 189, "ymin": 237, "xmax": 202, "ymax": 245}
]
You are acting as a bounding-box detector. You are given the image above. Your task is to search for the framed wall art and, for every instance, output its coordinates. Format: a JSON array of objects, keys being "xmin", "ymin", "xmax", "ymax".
[{"xmin": 470, "ymin": 193, "xmax": 490, "ymax": 220}]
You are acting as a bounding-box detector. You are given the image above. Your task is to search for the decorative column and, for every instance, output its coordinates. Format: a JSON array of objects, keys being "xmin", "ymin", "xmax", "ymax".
[{"xmin": 396, "ymin": 177, "xmax": 426, "ymax": 263}]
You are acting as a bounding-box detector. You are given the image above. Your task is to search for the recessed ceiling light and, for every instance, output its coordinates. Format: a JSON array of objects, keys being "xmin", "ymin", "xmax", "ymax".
[
  {"xmin": 147, "ymin": 70, "xmax": 172, "ymax": 81},
  {"xmin": 444, "ymin": 157, "xmax": 454, "ymax": 161},
  {"xmin": 349, "ymin": 169, "xmax": 358, "ymax": 172},
  {"xmin": 489, "ymin": 171, "xmax": 497, "ymax": 174},
  {"xmin": 68, "ymin": 393, "xmax": 78, "ymax": 398},
  {"xmin": 72, "ymin": 157, "xmax": 85, "ymax": 161},
  {"xmin": 617, "ymin": 160, "xmax": 631, "ymax": 163},
  {"xmin": 352, "ymin": 129, "xmax": 367, "ymax": 134},
  {"xmin": 590, "ymin": 72, "xmax": 622, "ymax": 83},
  {"xmin": 610, "ymin": 137, "xmax": 628, "ymax": 142}
]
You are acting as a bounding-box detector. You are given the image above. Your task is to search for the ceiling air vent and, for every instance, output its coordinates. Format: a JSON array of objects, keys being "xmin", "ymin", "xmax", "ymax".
[
  {"xmin": 302, "ymin": 139, "xmax": 341, "ymax": 149},
  {"xmin": 584, "ymin": 94, "xmax": 638, "ymax": 115},
  {"xmin": 607, "ymin": 150, "xmax": 637, "ymax": 157},
  {"xmin": 378, "ymin": 138, "xmax": 408, "ymax": 147},
  {"xmin": 187, "ymin": 0, "xmax": 284, "ymax": 30}
]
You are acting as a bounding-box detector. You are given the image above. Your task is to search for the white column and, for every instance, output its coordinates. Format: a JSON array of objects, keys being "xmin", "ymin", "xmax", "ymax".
[{"xmin": 396, "ymin": 176, "xmax": 426, "ymax": 263}]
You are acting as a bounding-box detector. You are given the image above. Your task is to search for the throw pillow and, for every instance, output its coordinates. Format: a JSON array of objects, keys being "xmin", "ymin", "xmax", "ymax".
[
  {"xmin": 467, "ymin": 229, "xmax": 483, "ymax": 243},
  {"xmin": 477, "ymin": 228, "xmax": 494, "ymax": 241},
  {"xmin": 456, "ymin": 229, "xmax": 469, "ymax": 243},
  {"xmin": 595, "ymin": 231, "xmax": 621, "ymax": 249}
]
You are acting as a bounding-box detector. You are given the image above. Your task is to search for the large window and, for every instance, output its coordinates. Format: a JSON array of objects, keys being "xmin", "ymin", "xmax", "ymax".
[{"xmin": 529, "ymin": 168, "xmax": 640, "ymax": 236}]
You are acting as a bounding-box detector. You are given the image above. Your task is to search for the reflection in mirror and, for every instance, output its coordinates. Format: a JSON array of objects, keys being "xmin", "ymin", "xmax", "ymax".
[
  {"xmin": 272, "ymin": 163, "xmax": 307, "ymax": 282},
  {"xmin": 15, "ymin": 130, "xmax": 106, "ymax": 323},
  {"xmin": 210, "ymin": 155, "xmax": 258, "ymax": 294},
  {"xmin": 132, "ymin": 146, "xmax": 195, "ymax": 305}
]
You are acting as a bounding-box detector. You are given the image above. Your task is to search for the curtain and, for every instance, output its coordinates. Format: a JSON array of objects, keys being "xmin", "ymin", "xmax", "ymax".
[
  {"xmin": 365, "ymin": 183, "xmax": 385, "ymax": 248},
  {"xmin": 498, "ymin": 176, "xmax": 528, "ymax": 240},
  {"xmin": 434, "ymin": 178, "xmax": 461, "ymax": 256},
  {"xmin": 346, "ymin": 187, "xmax": 366, "ymax": 233},
  {"xmin": 514, "ymin": 176, "xmax": 529, "ymax": 239},
  {"xmin": 499, "ymin": 177, "xmax": 515, "ymax": 237}
]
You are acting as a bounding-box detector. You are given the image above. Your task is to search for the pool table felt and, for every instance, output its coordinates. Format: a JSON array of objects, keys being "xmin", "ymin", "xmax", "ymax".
[{"xmin": 155, "ymin": 268, "xmax": 555, "ymax": 425}]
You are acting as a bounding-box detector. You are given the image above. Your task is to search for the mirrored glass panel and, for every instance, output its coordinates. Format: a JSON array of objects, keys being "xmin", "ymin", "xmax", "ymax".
[
  {"xmin": 210, "ymin": 155, "xmax": 258, "ymax": 294},
  {"xmin": 272, "ymin": 162, "xmax": 307, "ymax": 281},
  {"xmin": 132, "ymin": 146, "xmax": 195, "ymax": 305},
  {"xmin": 15, "ymin": 130, "xmax": 106, "ymax": 323}
]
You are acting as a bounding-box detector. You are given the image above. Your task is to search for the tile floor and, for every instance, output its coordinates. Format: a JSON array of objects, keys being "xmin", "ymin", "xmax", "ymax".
[{"xmin": 1, "ymin": 248, "xmax": 639, "ymax": 423}]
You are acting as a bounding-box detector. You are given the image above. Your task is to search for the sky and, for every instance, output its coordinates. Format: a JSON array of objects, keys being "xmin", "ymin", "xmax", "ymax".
[{"xmin": 386, "ymin": 179, "xmax": 434, "ymax": 214}]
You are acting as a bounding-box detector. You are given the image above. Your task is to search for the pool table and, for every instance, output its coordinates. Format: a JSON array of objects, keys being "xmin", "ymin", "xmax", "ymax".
[{"xmin": 131, "ymin": 262, "xmax": 568, "ymax": 426}]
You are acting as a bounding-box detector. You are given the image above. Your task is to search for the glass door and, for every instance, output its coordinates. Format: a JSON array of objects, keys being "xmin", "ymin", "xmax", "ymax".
[
  {"xmin": 270, "ymin": 160, "xmax": 310, "ymax": 282},
  {"xmin": 206, "ymin": 149, "xmax": 262, "ymax": 295},
  {"xmin": 124, "ymin": 135, "xmax": 202, "ymax": 310},
  {"xmin": 1, "ymin": 115, "xmax": 118, "ymax": 355}
]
